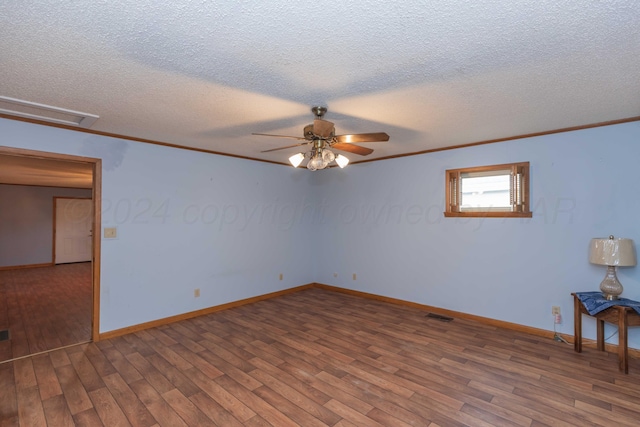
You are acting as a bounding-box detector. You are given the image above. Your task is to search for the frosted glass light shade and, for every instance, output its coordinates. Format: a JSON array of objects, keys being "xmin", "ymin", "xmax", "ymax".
[
  {"xmin": 589, "ymin": 236, "xmax": 637, "ymax": 266},
  {"xmin": 335, "ymin": 154, "xmax": 349, "ymax": 168},
  {"xmin": 307, "ymin": 155, "xmax": 325, "ymax": 170},
  {"xmin": 288, "ymin": 153, "xmax": 304, "ymax": 168},
  {"xmin": 322, "ymin": 149, "xmax": 335, "ymax": 163}
]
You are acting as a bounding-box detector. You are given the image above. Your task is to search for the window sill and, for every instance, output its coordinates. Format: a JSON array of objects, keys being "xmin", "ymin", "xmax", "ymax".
[{"xmin": 443, "ymin": 211, "xmax": 533, "ymax": 218}]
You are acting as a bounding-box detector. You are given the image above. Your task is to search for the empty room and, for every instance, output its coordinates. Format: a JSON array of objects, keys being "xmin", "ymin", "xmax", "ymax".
[{"xmin": 1, "ymin": 1, "xmax": 640, "ymax": 426}]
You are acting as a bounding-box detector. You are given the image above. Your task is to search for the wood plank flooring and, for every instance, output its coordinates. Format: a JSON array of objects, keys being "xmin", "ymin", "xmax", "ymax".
[
  {"xmin": 0, "ymin": 263, "xmax": 92, "ymax": 362},
  {"xmin": 2, "ymin": 288, "xmax": 640, "ymax": 426}
]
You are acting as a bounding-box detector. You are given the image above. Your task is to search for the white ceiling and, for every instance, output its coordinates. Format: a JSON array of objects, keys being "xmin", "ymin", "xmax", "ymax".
[{"xmin": 1, "ymin": 1, "xmax": 639, "ymax": 167}]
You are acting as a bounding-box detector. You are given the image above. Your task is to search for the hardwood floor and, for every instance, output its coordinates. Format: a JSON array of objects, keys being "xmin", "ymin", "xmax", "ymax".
[
  {"xmin": 2, "ymin": 287, "xmax": 640, "ymax": 426},
  {"xmin": 0, "ymin": 263, "xmax": 92, "ymax": 362}
]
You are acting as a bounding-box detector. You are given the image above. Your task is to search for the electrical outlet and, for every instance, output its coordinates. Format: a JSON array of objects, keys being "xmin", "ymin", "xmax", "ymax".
[
  {"xmin": 279, "ymin": 273, "xmax": 283, "ymax": 280},
  {"xmin": 552, "ymin": 306, "xmax": 561, "ymax": 315},
  {"xmin": 353, "ymin": 273, "xmax": 357, "ymax": 280},
  {"xmin": 333, "ymin": 272, "xmax": 338, "ymax": 278},
  {"xmin": 554, "ymin": 313, "xmax": 562, "ymax": 324},
  {"xmin": 194, "ymin": 288, "xmax": 200, "ymax": 298}
]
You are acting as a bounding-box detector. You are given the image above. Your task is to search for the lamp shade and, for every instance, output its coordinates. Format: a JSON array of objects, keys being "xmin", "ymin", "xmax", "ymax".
[
  {"xmin": 589, "ymin": 236, "xmax": 637, "ymax": 266},
  {"xmin": 288, "ymin": 153, "xmax": 304, "ymax": 168},
  {"xmin": 335, "ymin": 154, "xmax": 349, "ymax": 168}
]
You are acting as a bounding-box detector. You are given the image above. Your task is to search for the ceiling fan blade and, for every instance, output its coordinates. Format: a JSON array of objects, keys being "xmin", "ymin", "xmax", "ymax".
[
  {"xmin": 260, "ymin": 142, "xmax": 311, "ymax": 153},
  {"xmin": 334, "ymin": 132, "xmax": 390, "ymax": 143},
  {"xmin": 331, "ymin": 143, "xmax": 374, "ymax": 156},
  {"xmin": 313, "ymin": 119, "xmax": 334, "ymax": 138},
  {"xmin": 252, "ymin": 133, "xmax": 307, "ymax": 141}
]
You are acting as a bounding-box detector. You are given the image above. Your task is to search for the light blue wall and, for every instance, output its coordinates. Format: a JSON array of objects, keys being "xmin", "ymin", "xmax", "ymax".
[
  {"xmin": 4, "ymin": 117, "xmax": 640, "ymax": 350},
  {"xmin": 1, "ymin": 118, "xmax": 317, "ymax": 332},
  {"xmin": 0, "ymin": 184, "xmax": 92, "ymax": 267},
  {"xmin": 313, "ymin": 121, "xmax": 640, "ymax": 349}
]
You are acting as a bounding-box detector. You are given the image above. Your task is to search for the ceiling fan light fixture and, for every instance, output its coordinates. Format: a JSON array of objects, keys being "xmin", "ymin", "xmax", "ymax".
[
  {"xmin": 336, "ymin": 154, "xmax": 350, "ymax": 168},
  {"xmin": 255, "ymin": 106, "xmax": 388, "ymax": 170},
  {"xmin": 289, "ymin": 152, "xmax": 304, "ymax": 168}
]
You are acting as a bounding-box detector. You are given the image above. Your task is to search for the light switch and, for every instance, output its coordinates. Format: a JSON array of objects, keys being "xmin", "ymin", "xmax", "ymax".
[{"xmin": 104, "ymin": 227, "xmax": 117, "ymax": 239}]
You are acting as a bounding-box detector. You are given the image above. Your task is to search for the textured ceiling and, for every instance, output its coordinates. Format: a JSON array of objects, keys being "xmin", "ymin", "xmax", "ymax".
[{"xmin": 1, "ymin": 1, "xmax": 639, "ymax": 167}]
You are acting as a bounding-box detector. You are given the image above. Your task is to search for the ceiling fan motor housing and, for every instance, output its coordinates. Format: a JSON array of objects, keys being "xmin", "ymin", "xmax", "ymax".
[
  {"xmin": 304, "ymin": 124, "xmax": 335, "ymax": 140},
  {"xmin": 303, "ymin": 124, "xmax": 315, "ymax": 139}
]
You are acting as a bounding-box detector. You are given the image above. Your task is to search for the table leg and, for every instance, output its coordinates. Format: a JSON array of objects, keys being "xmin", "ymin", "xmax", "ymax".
[
  {"xmin": 618, "ymin": 308, "xmax": 628, "ymax": 374},
  {"xmin": 574, "ymin": 295, "xmax": 582, "ymax": 353},
  {"xmin": 597, "ymin": 319, "xmax": 605, "ymax": 351}
]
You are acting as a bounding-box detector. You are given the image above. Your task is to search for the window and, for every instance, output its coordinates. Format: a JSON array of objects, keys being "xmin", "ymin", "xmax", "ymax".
[{"xmin": 445, "ymin": 161, "xmax": 531, "ymax": 217}]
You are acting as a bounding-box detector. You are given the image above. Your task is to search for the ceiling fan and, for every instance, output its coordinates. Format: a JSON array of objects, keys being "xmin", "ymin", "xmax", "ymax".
[{"xmin": 252, "ymin": 106, "xmax": 389, "ymax": 170}]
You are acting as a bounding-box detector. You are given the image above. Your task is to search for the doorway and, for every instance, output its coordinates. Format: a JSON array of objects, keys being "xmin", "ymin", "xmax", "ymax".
[{"xmin": 0, "ymin": 146, "xmax": 101, "ymax": 362}]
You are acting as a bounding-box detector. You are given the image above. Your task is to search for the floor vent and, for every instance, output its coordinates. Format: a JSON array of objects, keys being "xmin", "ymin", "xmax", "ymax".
[
  {"xmin": 0, "ymin": 330, "xmax": 9, "ymax": 341},
  {"xmin": 426, "ymin": 313, "xmax": 453, "ymax": 322},
  {"xmin": 0, "ymin": 96, "xmax": 99, "ymax": 128}
]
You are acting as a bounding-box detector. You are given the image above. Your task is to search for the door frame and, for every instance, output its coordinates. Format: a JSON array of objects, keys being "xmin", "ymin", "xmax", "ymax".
[{"xmin": 0, "ymin": 146, "xmax": 102, "ymax": 341}]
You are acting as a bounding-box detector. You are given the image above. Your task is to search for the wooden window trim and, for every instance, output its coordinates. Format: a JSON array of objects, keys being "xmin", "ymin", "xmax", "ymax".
[{"xmin": 444, "ymin": 161, "xmax": 532, "ymax": 218}]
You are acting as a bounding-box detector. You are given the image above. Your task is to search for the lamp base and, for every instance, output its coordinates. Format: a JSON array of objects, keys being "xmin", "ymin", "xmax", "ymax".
[{"xmin": 600, "ymin": 265, "xmax": 623, "ymax": 300}]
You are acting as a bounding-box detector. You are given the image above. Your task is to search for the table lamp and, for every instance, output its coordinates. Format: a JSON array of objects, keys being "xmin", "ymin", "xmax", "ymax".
[{"xmin": 589, "ymin": 235, "xmax": 637, "ymax": 300}]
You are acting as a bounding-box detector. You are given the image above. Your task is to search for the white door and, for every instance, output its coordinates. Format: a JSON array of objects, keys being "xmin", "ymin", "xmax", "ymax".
[{"xmin": 55, "ymin": 198, "xmax": 92, "ymax": 264}]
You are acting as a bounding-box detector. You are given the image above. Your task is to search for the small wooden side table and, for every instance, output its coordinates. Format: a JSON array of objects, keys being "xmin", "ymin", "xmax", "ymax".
[{"xmin": 572, "ymin": 293, "xmax": 640, "ymax": 373}]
